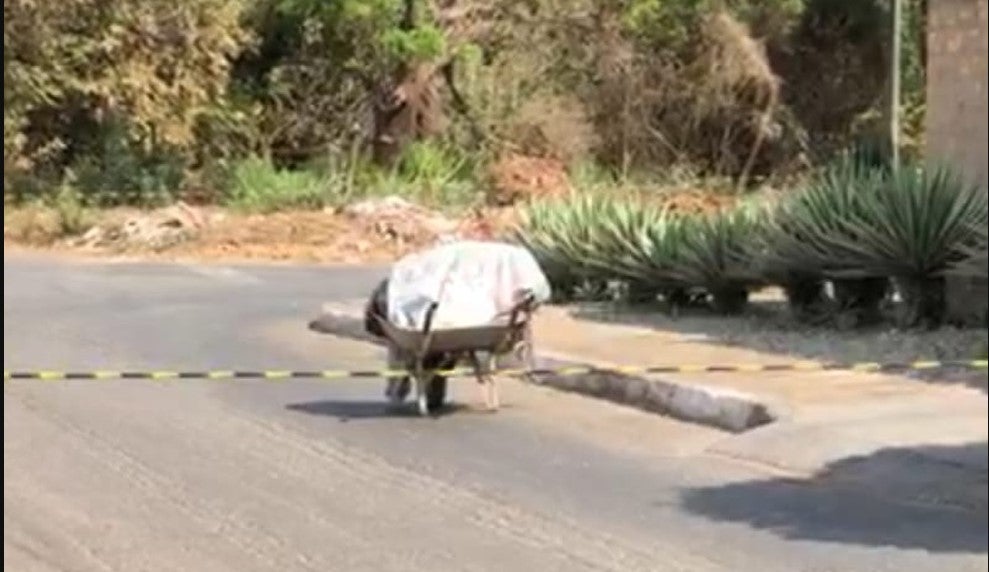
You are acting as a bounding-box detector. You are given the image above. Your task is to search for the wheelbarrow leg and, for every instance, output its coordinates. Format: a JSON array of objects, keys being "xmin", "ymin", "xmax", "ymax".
[
  {"xmin": 410, "ymin": 361, "xmax": 431, "ymax": 417},
  {"xmin": 415, "ymin": 380, "xmax": 430, "ymax": 417},
  {"xmin": 469, "ymin": 351, "xmax": 499, "ymax": 412},
  {"xmin": 513, "ymin": 321, "xmax": 539, "ymax": 384}
]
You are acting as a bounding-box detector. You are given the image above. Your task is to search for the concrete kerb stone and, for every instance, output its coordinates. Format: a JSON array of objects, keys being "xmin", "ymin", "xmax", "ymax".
[
  {"xmin": 310, "ymin": 302, "xmax": 378, "ymax": 344},
  {"xmin": 314, "ymin": 303, "xmax": 780, "ymax": 432},
  {"xmin": 535, "ymin": 350, "xmax": 779, "ymax": 433}
]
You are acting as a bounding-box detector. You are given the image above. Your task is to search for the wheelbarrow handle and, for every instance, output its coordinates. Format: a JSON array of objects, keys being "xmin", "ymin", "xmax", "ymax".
[{"xmin": 422, "ymin": 301, "xmax": 441, "ymax": 335}]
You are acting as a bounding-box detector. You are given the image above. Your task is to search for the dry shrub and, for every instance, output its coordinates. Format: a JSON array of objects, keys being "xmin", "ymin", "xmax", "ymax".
[
  {"xmin": 767, "ymin": 1, "xmax": 889, "ymax": 154},
  {"xmin": 372, "ymin": 63, "xmax": 448, "ymax": 167},
  {"xmin": 3, "ymin": 202, "xmax": 96, "ymax": 246},
  {"xmin": 485, "ymin": 153, "xmax": 572, "ymax": 206},
  {"xmin": 656, "ymin": 190, "xmax": 739, "ymax": 216},
  {"xmin": 693, "ymin": 12, "xmax": 781, "ymax": 183},
  {"xmin": 4, "ymin": 206, "xmax": 64, "ymax": 245},
  {"xmin": 503, "ymin": 93, "xmax": 598, "ymax": 164},
  {"xmin": 590, "ymin": 10, "xmax": 798, "ymax": 181},
  {"xmin": 588, "ymin": 9, "xmax": 655, "ymax": 172},
  {"xmin": 611, "ymin": 179, "xmax": 740, "ymax": 216},
  {"xmin": 454, "ymin": 205, "xmax": 521, "ymax": 240}
]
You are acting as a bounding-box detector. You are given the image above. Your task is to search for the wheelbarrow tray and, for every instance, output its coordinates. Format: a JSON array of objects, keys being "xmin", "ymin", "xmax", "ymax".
[
  {"xmin": 374, "ymin": 315, "xmax": 523, "ymax": 355},
  {"xmin": 369, "ymin": 292, "xmax": 540, "ymax": 416},
  {"xmin": 373, "ymin": 313, "xmax": 534, "ymax": 415}
]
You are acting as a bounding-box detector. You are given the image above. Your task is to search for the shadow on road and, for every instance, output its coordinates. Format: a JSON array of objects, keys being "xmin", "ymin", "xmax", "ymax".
[
  {"xmin": 680, "ymin": 442, "xmax": 989, "ymax": 554},
  {"xmin": 287, "ymin": 399, "xmax": 471, "ymax": 421}
]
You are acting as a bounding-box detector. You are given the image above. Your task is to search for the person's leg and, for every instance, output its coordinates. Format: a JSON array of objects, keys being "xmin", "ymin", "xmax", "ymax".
[
  {"xmin": 364, "ymin": 278, "xmax": 389, "ymax": 338},
  {"xmin": 422, "ymin": 352, "xmax": 456, "ymax": 412},
  {"xmin": 384, "ymin": 343, "xmax": 410, "ymax": 404}
]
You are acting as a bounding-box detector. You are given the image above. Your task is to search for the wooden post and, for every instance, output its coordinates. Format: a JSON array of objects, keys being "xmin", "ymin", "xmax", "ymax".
[{"xmin": 890, "ymin": 0, "xmax": 903, "ymax": 172}]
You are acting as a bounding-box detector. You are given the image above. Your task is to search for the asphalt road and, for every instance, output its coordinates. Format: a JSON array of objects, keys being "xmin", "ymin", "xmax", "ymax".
[{"xmin": 4, "ymin": 253, "xmax": 987, "ymax": 572}]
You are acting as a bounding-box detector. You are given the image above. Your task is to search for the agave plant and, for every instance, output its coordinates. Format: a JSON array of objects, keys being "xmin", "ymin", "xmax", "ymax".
[
  {"xmin": 763, "ymin": 155, "xmax": 889, "ymax": 325},
  {"xmin": 562, "ymin": 195, "xmax": 632, "ymax": 282},
  {"xmin": 667, "ymin": 203, "xmax": 766, "ymax": 314},
  {"xmin": 515, "ymin": 195, "xmax": 619, "ymax": 300},
  {"xmin": 516, "ymin": 194, "xmax": 697, "ymax": 306},
  {"xmin": 748, "ymin": 208, "xmax": 829, "ymax": 323},
  {"xmin": 583, "ymin": 198, "xmax": 663, "ymax": 302},
  {"xmin": 830, "ymin": 164, "xmax": 988, "ymax": 327},
  {"xmin": 598, "ymin": 202, "xmax": 689, "ymax": 294},
  {"xmin": 766, "ymin": 155, "xmax": 883, "ymax": 276},
  {"xmin": 514, "ymin": 201, "xmax": 584, "ymax": 300},
  {"xmin": 952, "ymin": 223, "xmax": 988, "ymax": 279}
]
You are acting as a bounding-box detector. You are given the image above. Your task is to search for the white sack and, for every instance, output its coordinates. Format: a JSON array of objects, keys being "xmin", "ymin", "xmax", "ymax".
[{"xmin": 386, "ymin": 240, "xmax": 551, "ymax": 331}]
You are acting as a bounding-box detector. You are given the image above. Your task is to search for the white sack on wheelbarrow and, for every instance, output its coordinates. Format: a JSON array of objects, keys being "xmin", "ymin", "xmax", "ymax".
[{"xmin": 386, "ymin": 240, "xmax": 551, "ymax": 331}]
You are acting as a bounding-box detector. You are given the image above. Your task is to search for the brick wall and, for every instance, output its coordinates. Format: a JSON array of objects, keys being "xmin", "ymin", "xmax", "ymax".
[{"xmin": 926, "ymin": 0, "xmax": 989, "ymax": 325}]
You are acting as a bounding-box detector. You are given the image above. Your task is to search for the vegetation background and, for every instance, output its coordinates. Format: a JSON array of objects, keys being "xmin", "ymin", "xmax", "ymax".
[
  {"xmin": 3, "ymin": 0, "xmax": 928, "ymax": 211},
  {"xmin": 4, "ymin": 0, "xmax": 987, "ymax": 365}
]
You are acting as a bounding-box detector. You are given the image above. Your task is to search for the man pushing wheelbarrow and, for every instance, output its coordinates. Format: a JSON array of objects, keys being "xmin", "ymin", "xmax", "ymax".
[{"xmin": 363, "ymin": 240, "xmax": 552, "ymax": 416}]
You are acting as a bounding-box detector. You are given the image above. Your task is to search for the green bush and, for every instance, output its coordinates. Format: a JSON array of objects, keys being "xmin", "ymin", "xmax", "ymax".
[
  {"xmin": 223, "ymin": 156, "xmax": 340, "ymax": 213},
  {"xmin": 221, "ymin": 142, "xmax": 482, "ymax": 215},
  {"xmin": 49, "ymin": 185, "xmax": 95, "ymax": 237},
  {"xmin": 764, "ymin": 154, "xmax": 880, "ymax": 277},
  {"xmin": 833, "ymin": 166, "xmax": 985, "ymax": 278},
  {"xmin": 387, "ymin": 141, "xmax": 479, "ymax": 208},
  {"xmin": 3, "ymin": 0, "xmax": 248, "ymax": 188},
  {"xmin": 4, "ymin": 184, "xmax": 95, "ymax": 244},
  {"xmin": 68, "ymin": 118, "xmax": 187, "ymax": 207}
]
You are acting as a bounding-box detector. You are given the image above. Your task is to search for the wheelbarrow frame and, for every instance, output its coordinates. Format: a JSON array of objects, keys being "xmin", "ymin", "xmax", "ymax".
[{"xmin": 372, "ymin": 291, "xmax": 539, "ymax": 416}]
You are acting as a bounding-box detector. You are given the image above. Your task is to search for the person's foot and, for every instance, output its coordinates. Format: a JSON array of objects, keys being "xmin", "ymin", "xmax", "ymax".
[{"xmin": 384, "ymin": 377, "xmax": 411, "ymax": 404}]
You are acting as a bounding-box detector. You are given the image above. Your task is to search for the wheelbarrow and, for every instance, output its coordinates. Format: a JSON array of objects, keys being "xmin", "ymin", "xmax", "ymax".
[{"xmin": 371, "ymin": 290, "xmax": 539, "ymax": 416}]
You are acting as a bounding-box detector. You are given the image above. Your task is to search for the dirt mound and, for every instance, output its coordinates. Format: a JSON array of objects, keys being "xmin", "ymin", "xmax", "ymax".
[
  {"xmin": 454, "ymin": 207, "xmax": 522, "ymax": 241},
  {"xmin": 165, "ymin": 197, "xmax": 491, "ymax": 264},
  {"xmin": 7, "ymin": 194, "xmax": 534, "ymax": 265},
  {"xmin": 168, "ymin": 198, "xmax": 459, "ymax": 263},
  {"xmin": 71, "ymin": 202, "xmax": 211, "ymax": 251},
  {"xmin": 168, "ymin": 211, "xmax": 398, "ymax": 263},
  {"xmin": 341, "ymin": 196, "xmax": 459, "ymax": 247}
]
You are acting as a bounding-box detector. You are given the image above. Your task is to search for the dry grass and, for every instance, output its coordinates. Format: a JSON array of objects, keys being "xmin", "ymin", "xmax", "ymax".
[
  {"xmin": 163, "ymin": 211, "xmax": 408, "ymax": 263},
  {"xmin": 3, "ymin": 203, "xmax": 96, "ymax": 246},
  {"xmin": 4, "ymin": 204, "xmax": 509, "ymax": 265},
  {"xmin": 4, "ymin": 205, "xmax": 65, "ymax": 245}
]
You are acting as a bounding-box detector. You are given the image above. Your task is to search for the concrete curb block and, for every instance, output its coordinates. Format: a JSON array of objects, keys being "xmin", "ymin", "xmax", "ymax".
[
  {"xmin": 309, "ymin": 304, "xmax": 380, "ymax": 345},
  {"xmin": 535, "ymin": 351, "xmax": 779, "ymax": 433},
  {"xmin": 312, "ymin": 304, "xmax": 780, "ymax": 432}
]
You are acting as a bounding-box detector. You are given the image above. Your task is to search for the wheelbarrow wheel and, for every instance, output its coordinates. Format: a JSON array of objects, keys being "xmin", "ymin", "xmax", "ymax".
[{"xmin": 425, "ymin": 376, "xmax": 448, "ymax": 413}]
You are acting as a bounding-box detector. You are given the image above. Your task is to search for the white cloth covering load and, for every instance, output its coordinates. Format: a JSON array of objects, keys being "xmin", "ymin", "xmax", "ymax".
[{"xmin": 386, "ymin": 240, "xmax": 552, "ymax": 331}]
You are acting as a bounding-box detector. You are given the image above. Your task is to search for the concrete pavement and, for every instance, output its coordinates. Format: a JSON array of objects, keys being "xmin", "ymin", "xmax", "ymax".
[
  {"xmin": 316, "ymin": 295, "xmax": 988, "ymax": 510},
  {"xmin": 4, "ymin": 252, "xmax": 987, "ymax": 571},
  {"xmin": 532, "ymin": 305, "xmax": 988, "ymax": 511}
]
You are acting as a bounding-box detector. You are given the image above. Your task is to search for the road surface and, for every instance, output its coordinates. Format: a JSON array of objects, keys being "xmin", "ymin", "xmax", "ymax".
[{"xmin": 4, "ymin": 253, "xmax": 987, "ymax": 571}]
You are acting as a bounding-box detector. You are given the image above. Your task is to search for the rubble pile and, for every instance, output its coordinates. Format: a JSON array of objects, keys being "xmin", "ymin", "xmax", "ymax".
[{"xmin": 72, "ymin": 202, "xmax": 210, "ymax": 251}]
